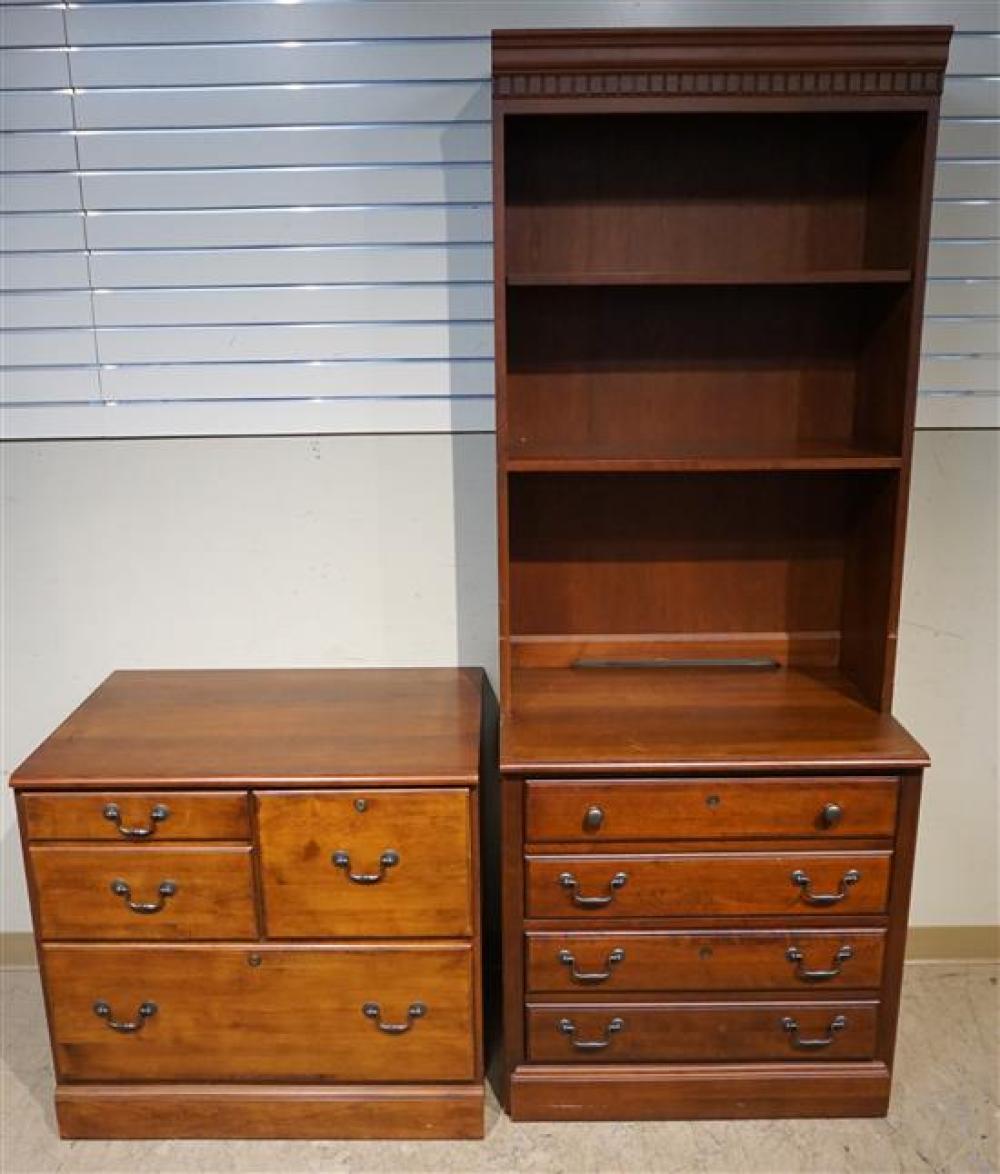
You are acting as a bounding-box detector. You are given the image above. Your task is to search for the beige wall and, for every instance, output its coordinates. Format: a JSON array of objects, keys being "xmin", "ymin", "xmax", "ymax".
[{"xmin": 1, "ymin": 430, "xmax": 996, "ymax": 933}]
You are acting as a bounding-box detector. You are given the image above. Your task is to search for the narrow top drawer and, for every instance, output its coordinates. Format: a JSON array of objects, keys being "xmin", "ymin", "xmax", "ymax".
[
  {"xmin": 20, "ymin": 792, "xmax": 250, "ymax": 842},
  {"xmin": 525, "ymin": 778, "xmax": 898, "ymax": 842}
]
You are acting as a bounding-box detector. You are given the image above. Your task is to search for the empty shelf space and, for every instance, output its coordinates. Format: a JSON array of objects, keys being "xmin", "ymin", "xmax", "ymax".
[
  {"xmin": 500, "ymin": 665, "xmax": 929, "ymax": 773},
  {"xmin": 505, "ymin": 442, "xmax": 903, "ymax": 473},
  {"xmin": 506, "ymin": 269, "xmax": 912, "ymax": 287}
]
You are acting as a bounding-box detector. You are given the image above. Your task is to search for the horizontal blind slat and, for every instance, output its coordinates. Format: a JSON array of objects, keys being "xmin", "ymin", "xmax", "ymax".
[
  {"xmin": 76, "ymin": 124, "xmax": 491, "ymax": 170},
  {"xmin": 80, "ymin": 164, "xmax": 493, "ymax": 210},
  {"xmin": 83, "ymin": 206, "xmax": 492, "ymax": 249},
  {"xmin": 94, "ymin": 321, "xmax": 492, "ymax": 363},
  {"xmin": 1, "ymin": 396, "xmax": 496, "ymax": 440},
  {"xmin": 88, "ymin": 244, "xmax": 492, "ymax": 287},
  {"xmin": 63, "ymin": 2, "xmax": 1000, "ymax": 44}
]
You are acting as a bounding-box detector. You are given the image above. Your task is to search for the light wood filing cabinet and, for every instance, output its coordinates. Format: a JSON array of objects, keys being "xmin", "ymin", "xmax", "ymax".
[
  {"xmin": 491, "ymin": 25, "xmax": 948, "ymax": 1120},
  {"xmin": 12, "ymin": 668, "xmax": 496, "ymax": 1139}
]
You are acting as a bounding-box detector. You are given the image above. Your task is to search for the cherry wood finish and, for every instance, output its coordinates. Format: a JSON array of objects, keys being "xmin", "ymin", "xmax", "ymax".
[
  {"xmin": 493, "ymin": 26, "xmax": 947, "ymax": 1120},
  {"xmin": 45, "ymin": 943, "xmax": 475, "ymax": 1083},
  {"xmin": 525, "ymin": 777, "xmax": 898, "ymax": 842},
  {"xmin": 21, "ymin": 791, "xmax": 250, "ymax": 841},
  {"xmin": 29, "ymin": 846, "xmax": 258, "ymax": 940},
  {"xmin": 509, "ymin": 1062, "xmax": 892, "ymax": 1121},
  {"xmin": 525, "ymin": 850, "xmax": 892, "ymax": 919},
  {"xmin": 12, "ymin": 669, "xmax": 492, "ymax": 1139},
  {"xmin": 56, "ymin": 1085, "xmax": 486, "ymax": 1141},
  {"xmin": 10, "ymin": 669, "xmax": 483, "ymax": 789},
  {"xmin": 527, "ymin": 999, "xmax": 880, "ymax": 1063},
  {"xmin": 526, "ymin": 928, "xmax": 886, "ymax": 993},
  {"xmin": 257, "ymin": 790, "xmax": 472, "ymax": 939}
]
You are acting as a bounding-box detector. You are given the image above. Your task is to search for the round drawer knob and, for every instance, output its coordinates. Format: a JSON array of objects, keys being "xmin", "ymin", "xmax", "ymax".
[
  {"xmin": 820, "ymin": 802, "xmax": 843, "ymax": 829},
  {"xmin": 583, "ymin": 805, "xmax": 605, "ymax": 831}
]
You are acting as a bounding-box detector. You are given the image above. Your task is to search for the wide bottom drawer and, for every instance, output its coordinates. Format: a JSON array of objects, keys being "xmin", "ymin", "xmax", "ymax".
[
  {"xmin": 44, "ymin": 944, "xmax": 475, "ymax": 1083},
  {"xmin": 527, "ymin": 1000, "xmax": 878, "ymax": 1064}
]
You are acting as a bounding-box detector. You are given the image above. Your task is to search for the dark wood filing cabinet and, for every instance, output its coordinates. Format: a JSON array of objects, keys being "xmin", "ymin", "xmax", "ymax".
[
  {"xmin": 491, "ymin": 26, "xmax": 950, "ymax": 1121},
  {"xmin": 12, "ymin": 669, "xmax": 496, "ymax": 1139}
]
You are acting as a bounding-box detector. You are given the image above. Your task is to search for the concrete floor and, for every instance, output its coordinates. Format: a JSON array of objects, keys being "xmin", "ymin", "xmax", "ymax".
[{"xmin": 1, "ymin": 962, "xmax": 996, "ymax": 1174}]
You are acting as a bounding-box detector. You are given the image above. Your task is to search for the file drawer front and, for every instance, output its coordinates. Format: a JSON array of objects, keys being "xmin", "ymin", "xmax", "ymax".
[
  {"xmin": 30, "ymin": 846, "xmax": 257, "ymax": 940},
  {"xmin": 45, "ymin": 943, "xmax": 476, "ymax": 1083},
  {"xmin": 258, "ymin": 789, "xmax": 473, "ymax": 938},
  {"xmin": 525, "ymin": 851, "xmax": 892, "ymax": 919}
]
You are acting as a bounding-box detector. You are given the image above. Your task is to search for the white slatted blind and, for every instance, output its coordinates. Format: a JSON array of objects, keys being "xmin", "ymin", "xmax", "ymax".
[{"xmin": 1, "ymin": 0, "xmax": 998, "ymax": 438}]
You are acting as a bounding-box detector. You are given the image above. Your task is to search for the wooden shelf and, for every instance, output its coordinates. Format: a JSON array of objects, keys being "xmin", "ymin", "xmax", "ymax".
[
  {"xmin": 506, "ymin": 445, "xmax": 903, "ymax": 473},
  {"xmin": 506, "ymin": 269, "xmax": 912, "ymax": 287},
  {"xmin": 500, "ymin": 665, "xmax": 929, "ymax": 773}
]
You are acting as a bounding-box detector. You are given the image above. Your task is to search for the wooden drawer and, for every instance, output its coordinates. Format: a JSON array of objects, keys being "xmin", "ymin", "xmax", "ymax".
[
  {"xmin": 43, "ymin": 943, "xmax": 475, "ymax": 1083},
  {"xmin": 29, "ymin": 846, "xmax": 257, "ymax": 941},
  {"xmin": 525, "ymin": 777, "xmax": 898, "ymax": 843},
  {"xmin": 527, "ymin": 999, "xmax": 879, "ymax": 1063},
  {"xmin": 526, "ymin": 928, "xmax": 886, "ymax": 993},
  {"xmin": 258, "ymin": 789, "xmax": 472, "ymax": 938},
  {"xmin": 21, "ymin": 792, "xmax": 250, "ymax": 843},
  {"xmin": 525, "ymin": 850, "xmax": 891, "ymax": 919}
]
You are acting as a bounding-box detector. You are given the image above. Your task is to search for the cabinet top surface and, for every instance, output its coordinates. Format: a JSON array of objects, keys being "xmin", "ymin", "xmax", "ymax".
[
  {"xmin": 11, "ymin": 669, "xmax": 485, "ymax": 789},
  {"xmin": 500, "ymin": 668, "xmax": 928, "ymax": 774}
]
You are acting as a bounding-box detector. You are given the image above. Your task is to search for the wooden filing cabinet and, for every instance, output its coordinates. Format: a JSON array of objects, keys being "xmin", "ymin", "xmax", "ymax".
[
  {"xmin": 491, "ymin": 26, "xmax": 948, "ymax": 1120},
  {"xmin": 12, "ymin": 668, "xmax": 496, "ymax": 1139}
]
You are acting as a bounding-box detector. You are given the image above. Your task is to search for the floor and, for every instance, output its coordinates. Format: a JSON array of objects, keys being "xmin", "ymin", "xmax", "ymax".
[{"xmin": 2, "ymin": 962, "xmax": 996, "ymax": 1174}]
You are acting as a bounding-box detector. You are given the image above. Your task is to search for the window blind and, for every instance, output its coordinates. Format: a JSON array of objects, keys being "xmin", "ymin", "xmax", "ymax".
[{"xmin": 2, "ymin": 0, "xmax": 997, "ymax": 438}]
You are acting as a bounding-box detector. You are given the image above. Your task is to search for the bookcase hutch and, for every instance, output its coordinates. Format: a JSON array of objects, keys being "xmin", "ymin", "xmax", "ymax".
[{"xmin": 492, "ymin": 26, "xmax": 951, "ymax": 1121}]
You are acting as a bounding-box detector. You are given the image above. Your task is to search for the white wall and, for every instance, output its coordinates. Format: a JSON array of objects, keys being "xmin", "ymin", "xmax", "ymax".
[{"xmin": 2, "ymin": 429, "xmax": 996, "ymax": 933}]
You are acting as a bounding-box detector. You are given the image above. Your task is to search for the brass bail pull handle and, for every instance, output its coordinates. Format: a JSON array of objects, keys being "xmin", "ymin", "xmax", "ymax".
[
  {"xmin": 331, "ymin": 849, "xmax": 399, "ymax": 884},
  {"xmin": 362, "ymin": 1001, "xmax": 427, "ymax": 1034},
  {"xmin": 110, "ymin": 878, "xmax": 178, "ymax": 915},
  {"xmin": 557, "ymin": 946, "xmax": 625, "ymax": 984},
  {"xmin": 791, "ymin": 868, "xmax": 860, "ymax": 906},
  {"xmin": 92, "ymin": 1000, "xmax": 158, "ymax": 1034},
  {"xmin": 782, "ymin": 1013, "xmax": 847, "ymax": 1049},
  {"xmin": 558, "ymin": 870, "xmax": 628, "ymax": 907},
  {"xmin": 558, "ymin": 1016, "xmax": 625, "ymax": 1050},
  {"xmin": 103, "ymin": 802, "xmax": 169, "ymax": 840},
  {"xmin": 786, "ymin": 943, "xmax": 854, "ymax": 981}
]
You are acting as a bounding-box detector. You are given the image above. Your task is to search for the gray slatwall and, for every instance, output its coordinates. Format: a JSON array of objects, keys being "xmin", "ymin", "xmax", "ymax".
[{"xmin": 1, "ymin": 0, "xmax": 997, "ymax": 439}]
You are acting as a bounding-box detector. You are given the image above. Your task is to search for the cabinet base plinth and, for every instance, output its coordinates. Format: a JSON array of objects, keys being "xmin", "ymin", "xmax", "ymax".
[
  {"xmin": 56, "ymin": 1083, "xmax": 485, "ymax": 1140},
  {"xmin": 508, "ymin": 1062, "xmax": 890, "ymax": 1121}
]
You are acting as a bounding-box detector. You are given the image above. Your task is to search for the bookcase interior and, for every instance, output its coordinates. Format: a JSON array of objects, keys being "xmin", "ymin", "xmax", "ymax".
[{"xmin": 499, "ymin": 105, "xmax": 929, "ymax": 714}]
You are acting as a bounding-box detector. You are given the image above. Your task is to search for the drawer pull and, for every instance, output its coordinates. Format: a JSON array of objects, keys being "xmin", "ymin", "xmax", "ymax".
[
  {"xmin": 820, "ymin": 802, "xmax": 843, "ymax": 829},
  {"xmin": 331, "ymin": 849, "xmax": 399, "ymax": 885},
  {"xmin": 786, "ymin": 943, "xmax": 854, "ymax": 981},
  {"xmin": 583, "ymin": 805, "xmax": 605, "ymax": 831},
  {"xmin": 362, "ymin": 1000, "xmax": 426, "ymax": 1034},
  {"xmin": 102, "ymin": 802, "xmax": 169, "ymax": 840},
  {"xmin": 791, "ymin": 868, "xmax": 860, "ymax": 905},
  {"xmin": 558, "ymin": 1016, "xmax": 625, "ymax": 1049},
  {"xmin": 557, "ymin": 946, "xmax": 625, "ymax": 984},
  {"xmin": 110, "ymin": 878, "xmax": 178, "ymax": 915},
  {"xmin": 558, "ymin": 870, "xmax": 628, "ymax": 907},
  {"xmin": 781, "ymin": 1013, "xmax": 847, "ymax": 1049},
  {"xmin": 92, "ymin": 1000, "xmax": 158, "ymax": 1034}
]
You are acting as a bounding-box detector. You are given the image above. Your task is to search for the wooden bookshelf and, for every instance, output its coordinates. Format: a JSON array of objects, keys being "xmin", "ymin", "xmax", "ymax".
[{"xmin": 492, "ymin": 25, "xmax": 950, "ymax": 1124}]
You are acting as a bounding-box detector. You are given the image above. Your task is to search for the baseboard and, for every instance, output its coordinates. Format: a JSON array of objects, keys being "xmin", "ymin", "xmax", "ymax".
[
  {"xmin": 2, "ymin": 928, "xmax": 998, "ymax": 968},
  {"xmin": 905, "ymin": 926, "xmax": 1000, "ymax": 960},
  {"xmin": 1, "ymin": 934, "xmax": 36, "ymax": 967},
  {"xmin": 509, "ymin": 1062, "xmax": 891, "ymax": 1121},
  {"xmin": 56, "ymin": 1083, "xmax": 485, "ymax": 1140}
]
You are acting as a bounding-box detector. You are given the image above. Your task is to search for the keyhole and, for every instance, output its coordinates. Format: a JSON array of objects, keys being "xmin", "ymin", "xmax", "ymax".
[
  {"xmin": 699, "ymin": 946, "xmax": 713, "ymax": 961},
  {"xmin": 247, "ymin": 953, "xmax": 262, "ymax": 968},
  {"xmin": 354, "ymin": 798, "xmax": 368, "ymax": 813},
  {"xmin": 706, "ymin": 795, "xmax": 721, "ymax": 809}
]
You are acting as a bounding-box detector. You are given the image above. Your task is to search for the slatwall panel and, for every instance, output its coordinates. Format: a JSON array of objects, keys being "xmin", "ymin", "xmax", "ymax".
[{"xmin": 1, "ymin": 0, "xmax": 997, "ymax": 438}]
